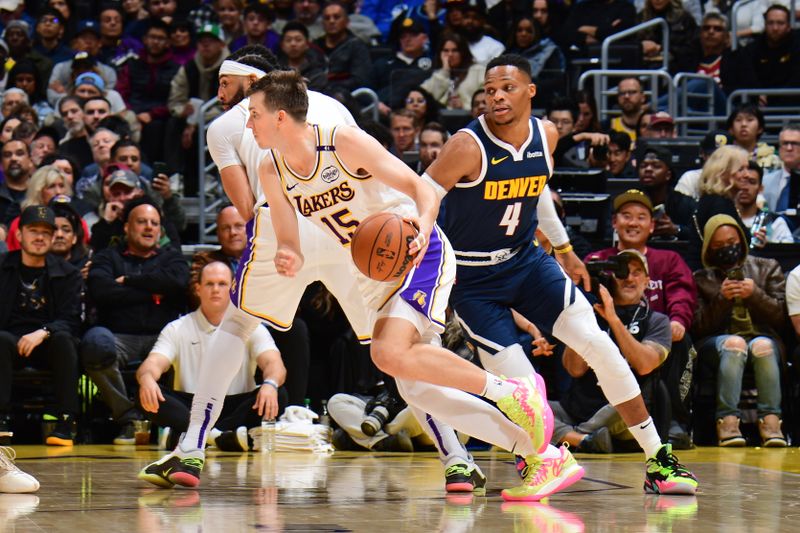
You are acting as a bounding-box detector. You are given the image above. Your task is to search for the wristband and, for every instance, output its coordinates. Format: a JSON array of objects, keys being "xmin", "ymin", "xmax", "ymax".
[
  {"xmin": 554, "ymin": 243, "xmax": 574, "ymax": 255},
  {"xmin": 262, "ymin": 379, "xmax": 278, "ymax": 390}
]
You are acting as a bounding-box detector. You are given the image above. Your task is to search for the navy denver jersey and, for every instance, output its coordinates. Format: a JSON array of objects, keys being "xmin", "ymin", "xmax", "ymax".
[{"xmin": 440, "ymin": 115, "xmax": 553, "ymax": 254}]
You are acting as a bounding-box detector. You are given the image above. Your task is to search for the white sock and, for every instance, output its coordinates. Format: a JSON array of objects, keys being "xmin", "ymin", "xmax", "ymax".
[
  {"xmin": 481, "ymin": 372, "xmax": 517, "ymax": 402},
  {"xmin": 627, "ymin": 417, "xmax": 662, "ymax": 458}
]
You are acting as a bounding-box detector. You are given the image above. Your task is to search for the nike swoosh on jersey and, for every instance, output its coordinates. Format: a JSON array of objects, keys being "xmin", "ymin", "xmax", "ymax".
[
  {"xmin": 286, "ymin": 183, "xmax": 298, "ymax": 191},
  {"xmin": 491, "ymin": 155, "xmax": 509, "ymax": 165}
]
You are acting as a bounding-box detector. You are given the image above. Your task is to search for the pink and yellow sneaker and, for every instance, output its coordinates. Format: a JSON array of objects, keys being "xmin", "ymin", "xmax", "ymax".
[
  {"xmin": 496, "ymin": 375, "xmax": 553, "ymax": 454},
  {"xmin": 502, "ymin": 445, "xmax": 585, "ymax": 502}
]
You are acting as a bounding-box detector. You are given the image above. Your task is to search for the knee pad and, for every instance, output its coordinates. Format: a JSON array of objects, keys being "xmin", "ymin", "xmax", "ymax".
[
  {"xmin": 219, "ymin": 304, "xmax": 262, "ymax": 339},
  {"xmin": 477, "ymin": 343, "xmax": 533, "ymax": 378}
]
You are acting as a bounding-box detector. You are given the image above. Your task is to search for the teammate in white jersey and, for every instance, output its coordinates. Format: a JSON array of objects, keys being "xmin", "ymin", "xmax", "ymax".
[
  {"xmin": 243, "ymin": 69, "xmax": 575, "ymax": 500},
  {"xmin": 140, "ymin": 48, "xmax": 478, "ymax": 491}
]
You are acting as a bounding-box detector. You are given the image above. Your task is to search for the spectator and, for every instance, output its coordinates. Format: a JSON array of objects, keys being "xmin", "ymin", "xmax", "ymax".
[
  {"xmin": 293, "ymin": 0, "xmax": 324, "ymax": 41},
  {"xmin": 586, "ymin": 189, "xmax": 698, "ymax": 446},
  {"xmin": 574, "ymin": 89, "xmax": 600, "ymax": 134},
  {"xmin": 70, "ymin": 71, "xmax": 127, "ymax": 114},
  {"xmin": 230, "ymin": 3, "xmax": 279, "ymax": 54},
  {"xmin": 0, "ymin": 205, "xmax": 81, "ymax": 446},
  {"xmin": 532, "ymin": 0, "xmax": 566, "ymax": 42},
  {"xmin": 7, "ymin": 59, "xmax": 54, "ymax": 124},
  {"xmin": 167, "ymin": 19, "xmax": 196, "ymax": 67},
  {"xmin": 506, "ymin": 16, "xmax": 564, "ymax": 80},
  {"xmin": 421, "ymin": 33, "xmax": 484, "ymax": 111},
  {"xmin": 636, "ymin": 144, "xmax": 696, "ymax": 240},
  {"xmin": 271, "ymin": 0, "xmax": 294, "ymax": 35},
  {"xmin": 47, "ymin": 22, "xmax": 118, "ymax": 107},
  {"xmin": 460, "ymin": 4, "xmax": 504, "ymax": 64},
  {"xmin": 692, "ymin": 214, "xmax": 787, "ymax": 447},
  {"xmin": 32, "ymin": 7, "xmax": 73, "ymax": 66},
  {"xmin": 551, "ymin": 250, "xmax": 671, "ymax": 453},
  {"xmin": 47, "ymin": 0, "xmax": 78, "ymax": 41},
  {"xmin": 547, "ymin": 97, "xmax": 577, "ymax": 139},
  {"xmin": 762, "ymin": 124, "xmax": 800, "ymax": 213},
  {"xmin": 2, "ymin": 21, "xmax": 53, "ymax": 88},
  {"xmin": 548, "ymin": 97, "xmax": 610, "ymax": 168},
  {"xmin": 213, "ymin": 0, "xmax": 245, "ymax": 46},
  {"xmin": 734, "ymin": 161, "xmax": 794, "ymax": 244},
  {"xmin": 127, "ymin": 0, "xmax": 179, "ymax": 40},
  {"xmin": 402, "ymin": 86, "xmax": 440, "ymax": 128},
  {"xmin": 48, "ymin": 195, "xmax": 89, "ymax": 271},
  {"xmin": 722, "ymin": 5, "xmax": 800, "ymax": 106},
  {"xmin": 559, "ymin": 0, "xmax": 636, "ymax": 58},
  {"xmin": 56, "ymin": 96, "xmax": 91, "ymax": 167},
  {"xmin": 675, "ymin": 130, "xmax": 732, "ymax": 200},
  {"xmin": 0, "ymin": 114, "xmax": 23, "ymax": 143},
  {"xmin": 4, "ymin": 165, "xmax": 70, "ymax": 251},
  {"xmin": 640, "ymin": 112, "xmax": 676, "ymax": 140},
  {"xmin": 726, "ymin": 104, "xmax": 781, "ymax": 171},
  {"xmin": 81, "ymin": 197, "xmax": 189, "ymax": 444},
  {"xmin": 373, "ymin": 18, "xmax": 434, "ymax": 111},
  {"xmin": 418, "ymin": 122, "xmax": 447, "ymax": 173},
  {"xmin": 0, "ymin": 140, "xmax": 35, "ymax": 227},
  {"xmin": 117, "ymin": 20, "xmax": 181, "ymax": 164},
  {"xmin": 276, "ymin": 21, "xmax": 327, "ymax": 92},
  {"xmin": 0, "ymin": 87, "xmax": 27, "ymax": 120},
  {"xmin": 313, "ymin": 2, "xmax": 373, "ymax": 92},
  {"xmin": 682, "ymin": 11, "xmax": 730, "ymax": 116},
  {"xmin": 336, "ymin": 0, "xmax": 381, "ymax": 45},
  {"xmin": 136, "ymin": 260, "xmax": 286, "ymax": 451},
  {"xmin": 98, "ymin": 3, "xmax": 143, "ymax": 67},
  {"xmin": 638, "ymin": 0, "xmax": 698, "ymax": 74},
  {"xmin": 607, "ymin": 131, "xmax": 636, "ymax": 178},
  {"xmin": 470, "ymin": 88, "xmax": 486, "ymax": 118},
  {"xmin": 605, "ymin": 78, "xmax": 647, "ymax": 142},
  {"xmin": 389, "ymin": 108, "xmax": 419, "ymax": 156},
  {"xmin": 30, "ymin": 128, "xmax": 59, "ymax": 166}
]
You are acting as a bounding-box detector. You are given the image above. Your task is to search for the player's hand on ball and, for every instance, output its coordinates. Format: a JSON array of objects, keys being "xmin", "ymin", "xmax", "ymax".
[
  {"xmin": 274, "ymin": 247, "xmax": 303, "ymax": 277},
  {"xmin": 405, "ymin": 217, "xmax": 430, "ymax": 266}
]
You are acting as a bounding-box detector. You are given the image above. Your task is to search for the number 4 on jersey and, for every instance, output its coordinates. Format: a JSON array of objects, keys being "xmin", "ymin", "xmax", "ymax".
[{"xmin": 499, "ymin": 202, "xmax": 522, "ymax": 236}]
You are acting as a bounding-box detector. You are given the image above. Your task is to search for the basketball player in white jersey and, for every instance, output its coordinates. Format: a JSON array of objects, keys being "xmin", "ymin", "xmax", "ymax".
[
  {"xmin": 139, "ymin": 48, "xmax": 481, "ymax": 491},
  {"xmin": 242, "ymin": 69, "xmax": 578, "ymax": 500}
]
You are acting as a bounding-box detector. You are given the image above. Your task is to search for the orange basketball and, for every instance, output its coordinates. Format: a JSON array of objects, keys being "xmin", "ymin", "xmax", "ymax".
[{"xmin": 351, "ymin": 212, "xmax": 418, "ymax": 282}]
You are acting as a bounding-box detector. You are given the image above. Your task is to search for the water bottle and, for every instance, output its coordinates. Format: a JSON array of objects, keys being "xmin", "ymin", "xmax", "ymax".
[
  {"xmin": 319, "ymin": 400, "xmax": 332, "ymax": 444},
  {"xmin": 749, "ymin": 207, "xmax": 769, "ymax": 249},
  {"xmin": 260, "ymin": 416, "xmax": 276, "ymax": 454}
]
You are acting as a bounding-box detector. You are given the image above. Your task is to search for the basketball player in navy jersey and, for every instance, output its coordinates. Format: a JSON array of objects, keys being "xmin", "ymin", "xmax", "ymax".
[{"xmin": 424, "ymin": 54, "xmax": 698, "ymax": 498}]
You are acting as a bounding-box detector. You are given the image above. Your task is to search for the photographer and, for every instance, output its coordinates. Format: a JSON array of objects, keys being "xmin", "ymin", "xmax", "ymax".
[
  {"xmin": 549, "ymin": 250, "xmax": 671, "ymax": 453},
  {"xmin": 692, "ymin": 215, "xmax": 787, "ymax": 447}
]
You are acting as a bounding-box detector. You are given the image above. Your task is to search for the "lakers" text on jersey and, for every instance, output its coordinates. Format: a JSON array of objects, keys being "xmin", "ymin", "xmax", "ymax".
[
  {"xmin": 483, "ymin": 175, "xmax": 547, "ymax": 201},
  {"xmin": 292, "ymin": 182, "xmax": 355, "ymax": 216}
]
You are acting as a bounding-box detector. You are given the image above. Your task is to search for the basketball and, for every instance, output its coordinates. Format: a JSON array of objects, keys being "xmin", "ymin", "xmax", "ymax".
[{"xmin": 351, "ymin": 212, "xmax": 418, "ymax": 282}]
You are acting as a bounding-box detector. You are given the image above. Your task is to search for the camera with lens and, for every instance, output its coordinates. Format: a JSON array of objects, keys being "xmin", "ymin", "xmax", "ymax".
[
  {"xmin": 586, "ymin": 256, "xmax": 630, "ymax": 297},
  {"xmin": 361, "ymin": 386, "xmax": 406, "ymax": 437}
]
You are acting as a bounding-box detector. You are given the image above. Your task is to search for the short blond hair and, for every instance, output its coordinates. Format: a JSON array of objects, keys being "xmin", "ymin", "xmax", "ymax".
[
  {"xmin": 699, "ymin": 145, "xmax": 748, "ymax": 197},
  {"xmin": 21, "ymin": 165, "xmax": 71, "ymax": 210}
]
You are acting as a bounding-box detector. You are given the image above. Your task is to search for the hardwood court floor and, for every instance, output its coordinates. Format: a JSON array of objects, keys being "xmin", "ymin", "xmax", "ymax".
[{"xmin": 4, "ymin": 445, "xmax": 800, "ymax": 532}]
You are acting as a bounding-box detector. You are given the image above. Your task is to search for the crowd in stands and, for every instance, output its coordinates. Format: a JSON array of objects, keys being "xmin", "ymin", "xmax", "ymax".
[{"xmin": 1, "ymin": 0, "xmax": 800, "ymax": 464}]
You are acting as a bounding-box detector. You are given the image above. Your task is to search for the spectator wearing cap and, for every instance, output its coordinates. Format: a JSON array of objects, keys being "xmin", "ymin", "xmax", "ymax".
[
  {"xmin": 586, "ymin": 189, "xmax": 698, "ymax": 447},
  {"xmin": 70, "ymin": 72, "xmax": 127, "ymax": 116},
  {"xmin": 167, "ymin": 19, "xmax": 195, "ymax": 66},
  {"xmin": 98, "ymin": 3, "xmax": 144, "ymax": 67},
  {"xmin": 230, "ymin": 3, "xmax": 279, "ymax": 54},
  {"xmin": 276, "ymin": 21, "xmax": 327, "ymax": 92},
  {"xmin": 169, "ymin": 22, "xmax": 229, "ymax": 160},
  {"xmin": 30, "ymin": 127, "xmax": 59, "ymax": 166},
  {"xmin": 5, "ymin": 165, "xmax": 70, "ymax": 251},
  {"xmin": 0, "ymin": 0, "xmax": 31, "ymax": 33},
  {"xmin": 735, "ymin": 161, "xmax": 794, "ymax": 244},
  {"xmin": 373, "ymin": 17, "xmax": 434, "ymax": 111},
  {"xmin": 47, "ymin": 22, "xmax": 118, "ymax": 107},
  {"xmin": 33, "ymin": 7, "xmax": 73, "ymax": 66},
  {"xmin": 7, "ymin": 58, "xmax": 54, "ymax": 124},
  {"xmin": 117, "ymin": 20, "xmax": 180, "ymax": 164},
  {"xmin": 48, "ymin": 195, "xmax": 89, "ymax": 272},
  {"xmin": 292, "ymin": 0, "xmax": 324, "ymax": 41},
  {"xmin": 726, "ymin": 104, "xmax": 781, "ymax": 171},
  {"xmin": 692, "ymin": 214, "xmax": 787, "ymax": 448},
  {"xmin": 762, "ymin": 124, "xmax": 800, "ymax": 214},
  {"xmin": 2, "ymin": 20, "xmax": 53, "ymax": 87},
  {"xmin": 607, "ymin": 131, "xmax": 636, "ymax": 179},
  {"xmin": 639, "ymin": 112, "xmax": 676, "ymax": 140},
  {"xmin": 675, "ymin": 131, "xmax": 732, "ymax": 201},
  {"xmin": 82, "ymin": 196, "xmax": 189, "ymax": 444},
  {"xmin": 636, "ymin": 144, "xmax": 696, "ymax": 241},
  {"xmin": 0, "ymin": 205, "xmax": 82, "ymax": 446},
  {"xmin": 551, "ymin": 249, "xmax": 672, "ymax": 453},
  {"xmin": 313, "ymin": 2, "xmax": 373, "ymax": 92},
  {"xmin": 460, "ymin": 4, "xmax": 504, "ymax": 64},
  {"xmin": 0, "ymin": 139, "xmax": 35, "ymax": 228}
]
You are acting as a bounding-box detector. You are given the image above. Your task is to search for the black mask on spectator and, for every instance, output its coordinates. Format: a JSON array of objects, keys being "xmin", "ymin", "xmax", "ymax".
[{"xmin": 710, "ymin": 244, "xmax": 742, "ymax": 268}]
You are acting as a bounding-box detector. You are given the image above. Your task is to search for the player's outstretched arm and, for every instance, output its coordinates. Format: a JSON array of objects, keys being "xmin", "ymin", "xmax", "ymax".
[
  {"xmin": 424, "ymin": 131, "xmax": 483, "ymax": 191},
  {"xmin": 257, "ymin": 154, "xmax": 303, "ymax": 277},
  {"xmin": 335, "ymin": 126, "xmax": 439, "ymax": 261}
]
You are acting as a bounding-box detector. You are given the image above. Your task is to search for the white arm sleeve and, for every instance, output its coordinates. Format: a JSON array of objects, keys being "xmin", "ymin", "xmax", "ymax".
[
  {"xmin": 536, "ymin": 184, "xmax": 569, "ymax": 247},
  {"xmin": 206, "ymin": 113, "xmax": 244, "ymax": 170},
  {"xmin": 421, "ymin": 172, "xmax": 448, "ymax": 201}
]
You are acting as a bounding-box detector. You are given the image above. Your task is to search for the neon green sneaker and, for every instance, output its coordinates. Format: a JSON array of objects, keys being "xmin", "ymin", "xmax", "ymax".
[
  {"xmin": 495, "ymin": 376, "xmax": 549, "ymax": 453},
  {"xmin": 502, "ymin": 445, "xmax": 585, "ymax": 502},
  {"xmin": 643, "ymin": 444, "xmax": 698, "ymax": 495}
]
